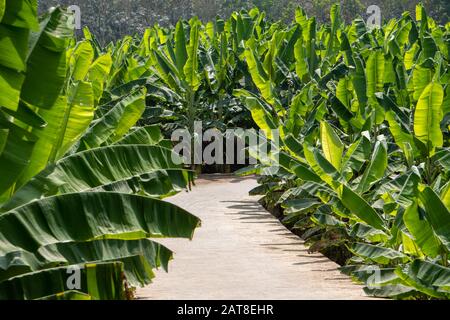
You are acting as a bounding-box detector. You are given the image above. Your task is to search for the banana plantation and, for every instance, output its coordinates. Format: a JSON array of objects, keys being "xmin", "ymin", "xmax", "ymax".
[{"xmin": 0, "ymin": 0, "xmax": 449, "ymax": 301}]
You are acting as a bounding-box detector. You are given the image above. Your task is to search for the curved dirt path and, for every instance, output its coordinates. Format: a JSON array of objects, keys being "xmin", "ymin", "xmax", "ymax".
[{"xmin": 137, "ymin": 175, "xmax": 371, "ymax": 300}]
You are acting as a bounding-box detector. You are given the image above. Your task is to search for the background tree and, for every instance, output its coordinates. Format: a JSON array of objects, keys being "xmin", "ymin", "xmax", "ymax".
[{"xmin": 38, "ymin": 0, "xmax": 450, "ymax": 44}]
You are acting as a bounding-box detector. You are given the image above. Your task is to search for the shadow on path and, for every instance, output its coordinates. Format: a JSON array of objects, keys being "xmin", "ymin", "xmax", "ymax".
[{"xmin": 136, "ymin": 175, "xmax": 372, "ymax": 300}]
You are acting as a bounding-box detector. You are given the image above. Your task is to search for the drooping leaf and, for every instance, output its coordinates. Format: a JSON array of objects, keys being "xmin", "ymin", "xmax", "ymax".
[
  {"xmin": 396, "ymin": 260, "xmax": 450, "ymax": 299},
  {"xmin": 404, "ymin": 201, "xmax": 441, "ymax": 258},
  {"xmin": 2, "ymin": 145, "xmax": 183, "ymax": 211},
  {"xmin": 0, "ymin": 262, "xmax": 126, "ymax": 300},
  {"xmin": 351, "ymin": 243, "xmax": 407, "ymax": 265},
  {"xmin": 339, "ymin": 185, "xmax": 386, "ymax": 230},
  {"xmin": 419, "ymin": 187, "xmax": 450, "ymax": 249}
]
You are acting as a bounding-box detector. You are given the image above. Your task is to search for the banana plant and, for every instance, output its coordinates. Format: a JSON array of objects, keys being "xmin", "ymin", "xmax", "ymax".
[
  {"xmin": 1, "ymin": 0, "xmax": 449, "ymax": 301},
  {"xmin": 0, "ymin": 1, "xmax": 200, "ymax": 300},
  {"xmin": 237, "ymin": 4, "xmax": 450, "ymax": 299}
]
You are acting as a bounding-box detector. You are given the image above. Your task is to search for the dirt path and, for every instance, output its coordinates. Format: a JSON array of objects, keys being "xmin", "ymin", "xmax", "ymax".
[{"xmin": 137, "ymin": 175, "xmax": 371, "ymax": 300}]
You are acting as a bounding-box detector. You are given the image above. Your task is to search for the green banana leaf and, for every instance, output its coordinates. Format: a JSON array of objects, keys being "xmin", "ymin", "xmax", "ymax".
[
  {"xmin": 356, "ymin": 140, "xmax": 388, "ymax": 194},
  {"xmin": 339, "ymin": 185, "xmax": 386, "ymax": 230},
  {"xmin": 184, "ymin": 19, "xmax": 200, "ymax": 91},
  {"xmin": 70, "ymin": 41, "xmax": 95, "ymax": 81},
  {"xmin": 174, "ymin": 21, "xmax": 188, "ymax": 74},
  {"xmin": 404, "ymin": 201, "xmax": 442, "ymax": 258},
  {"xmin": 396, "ymin": 260, "xmax": 450, "ymax": 298},
  {"xmin": 413, "ymin": 82, "xmax": 444, "ymax": 155},
  {"xmin": 19, "ymin": 81, "xmax": 95, "ymax": 186},
  {"xmin": 419, "ymin": 186, "xmax": 450, "ymax": 250},
  {"xmin": 351, "ymin": 243, "xmax": 408, "ymax": 265},
  {"xmin": 0, "ymin": 262, "xmax": 126, "ymax": 300},
  {"xmin": 2, "ymin": 144, "xmax": 183, "ymax": 211},
  {"xmin": 0, "ymin": 0, "xmax": 39, "ymax": 30},
  {"xmin": 21, "ymin": 8, "xmax": 72, "ymax": 109},
  {"xmin": 320, "ymin": 121, "xmax": 344, "ymax": 171},
  {"xmin": 115, "ymin": 125, "xmax": 164, "ymax": 145},
  {"xmin": 0, "ymin": 191, "xmax": 200, "ymax": 253},
  {"xmin": 79, "ymin": 89, "xmax": 146, "ymax": 149},
  {"xmin": 1, "ymin": 238, "xmax": 173, "ymax": 285},
  {"xmin": 88, "ymin": 53, "xmax": 113, "ymax": 104}
]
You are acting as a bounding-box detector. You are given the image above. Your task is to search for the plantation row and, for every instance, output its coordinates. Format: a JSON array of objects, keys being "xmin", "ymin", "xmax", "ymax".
[
  {"xmin": 0, "ymin": 1, "xmax": 200, "ymax": 300},
  {"xmin": 234, "ymin": 5, "xmax": 450, "ymax": 299},
  {"xmin": 0, "ymin": 0, "xmax": 449, "ymax": 299}
]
